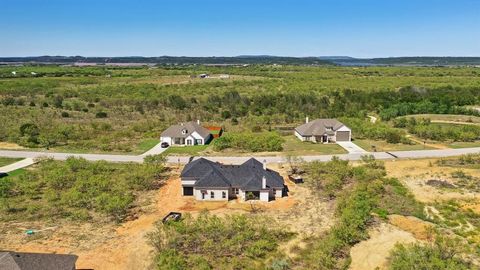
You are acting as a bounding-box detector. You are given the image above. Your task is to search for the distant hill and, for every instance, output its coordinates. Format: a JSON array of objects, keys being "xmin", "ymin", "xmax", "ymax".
[
  {"xmin": 0, "ymin": 55, "xmax": 330, "ymax": 66},
  {"xmin": 1, "ymin": 55, "xmax": 479, "ymax": 66},
  {"xmin": 330, "ymin": 57, "xmax": 480, "ymax": 66}
]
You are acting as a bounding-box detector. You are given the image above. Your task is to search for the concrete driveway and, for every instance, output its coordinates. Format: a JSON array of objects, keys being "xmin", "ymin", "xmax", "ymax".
[
  {"xmin": 337, "ymin": 141, "xmax": 368, "ymax": 154},
  {"xmin": 0, "ymin": 158, "xmax": 35, "ymax": 173},
  {"xmin": 140, "ymin": 142, "xmax": 169, "ymax": 157}
]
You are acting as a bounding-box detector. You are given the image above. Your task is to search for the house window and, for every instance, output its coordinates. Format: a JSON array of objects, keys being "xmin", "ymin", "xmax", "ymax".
[
  {"xmin": 234, "ymin": 188, "xmax": 239, "ymax": 195},
  {"xmin": 186, "ymin": 139, "xmax": 192, "ymax": 145},
  {"xmin": 210, "ymin": 191, "xmax": 214, "ymax": 199},
  {"xmin": 222, "ymin": 191, "xmax": 226, "ymax": 199},
  {"xmin": 195, "ymin": 139, "xmax": 202, "ymax": 145}
]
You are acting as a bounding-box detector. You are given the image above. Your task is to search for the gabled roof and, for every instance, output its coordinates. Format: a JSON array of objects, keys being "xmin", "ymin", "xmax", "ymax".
[
  {"xmin": 161, "ymin": 121, "xmax": 211, "ymax": 139},
  {"xmin": 181, "ymin": 158, "xmax": 284, "ymax": 190},
  {"xmin": 0, "ymin": 251, "xmax": 77, "ymax": 270},
  {"xmin": 295, "ymin": 119, "xmax": 346, "ymax": 136}
]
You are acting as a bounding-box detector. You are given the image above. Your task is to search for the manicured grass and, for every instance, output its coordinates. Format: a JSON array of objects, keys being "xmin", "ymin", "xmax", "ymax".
[
  {"xmin": 448, "ymin": 141, "xmax": 480, "ymax": 149},
  {"xmin": 354, "ymin": 139, "xmax": 435, "ymax": 152},
  {"xmin": 0, "ymin": 157, "xmax": 22, "ymax": 167},
  {"xmin": 3, "ymin": 168, "xmax": 26, "ymax": 178},
  {"xmin": 282, "ymin": 136, "xmax": 347, "ymax": 155},
  {"xmin": 163, "ymin": 145, "xmax": 209, "ymax": 156},
  {"xmin": 136, "ymin": 138, "xmax": 160, "ymax": 153}
]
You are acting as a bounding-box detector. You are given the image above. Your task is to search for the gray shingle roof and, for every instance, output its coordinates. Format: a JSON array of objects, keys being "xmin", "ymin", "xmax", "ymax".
[
  {"xmin": 295, "ymin": 119, "xmax": 345, "ymax": 136},
  {"xmin": 161, "ymin": 121, "xmax": 211, "ymax": 139},
  {"xmin": 0, "ymin": 251, "xmax": 77, "ymax": 270},
  {"xmin": 181, "ymin": 158, "xmax": 284, "ymax": 190}
]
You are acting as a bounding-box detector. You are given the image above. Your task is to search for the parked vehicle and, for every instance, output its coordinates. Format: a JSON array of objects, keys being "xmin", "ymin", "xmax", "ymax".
[
  {"xmin": 161, "ymin": 142, "xmax": 169, "ymax": 148},
  {"xmin": 162, "ymin": 212, "xmax": 182, "ymax": 223}
]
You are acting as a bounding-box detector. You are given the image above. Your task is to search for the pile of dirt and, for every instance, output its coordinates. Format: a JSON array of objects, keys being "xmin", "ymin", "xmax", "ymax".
[
  {"xmin": 426, "ymin": 179, "xmax": 456, "ymax": 189},
  {"xmin": 388, "ymin": 215, "xmax": 433, "ymax": 240}
]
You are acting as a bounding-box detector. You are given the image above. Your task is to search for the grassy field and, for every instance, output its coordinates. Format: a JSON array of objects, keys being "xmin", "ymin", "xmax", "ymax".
[
  {"xmin": 354, "ymin": 139, "xmax": 435, "ymax": 152},
  {"xmin": 135, "ymin": 138, "xmax": 160, "ymax": 153},
  {"xmin": 0, "ymin": 157, "xmax": 22, "ymax": 167},
  {"xmin": 1, "ymin": 65, "xmax": 480, "ymax": 154},
  {"xmin": 403, "ymin": 114, "xmax": 480, "ymax": 124},
  {"xmin": 448, "ymin": 141, "xmax": 480, "ymax": 149},
  {"xmin": 282, "ymin": 135, "xmax": 347, "ymax": 155}
]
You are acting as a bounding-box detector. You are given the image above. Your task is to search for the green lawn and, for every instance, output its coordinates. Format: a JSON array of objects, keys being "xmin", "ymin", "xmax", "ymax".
[
  {"xmin": 354, "ymin": 139, "xmax": 435, "ymax": 152},
  {"xmin": 448, "ymin": 141, "xmax": 480, "ymax": 149},
  {"xmin": 0, "ymin": 157, "xmax": 22, "ymax": 167},
  {"xmin": 162, "ymin": 145, "xmax": 209, "ymax": 156},
  {"xmin": 136, "ymin": 138, "xmax": 160, "ymax": 153},
  {"xmin": 3, "ymin": 168, "xmax": 26, "ymax": 178},
  {"xmin": 282, "ymin": 136, "xmax": 347, "ymax": 155}
]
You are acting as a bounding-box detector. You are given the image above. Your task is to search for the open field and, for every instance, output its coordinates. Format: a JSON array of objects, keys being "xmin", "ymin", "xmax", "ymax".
[
  {"xmin": 1, "ymin": 65, "xmax": 480, "ymax": 155},
  {"xmin": 354, "ymin": 139, "xmax": 435, "ymax": 151}
]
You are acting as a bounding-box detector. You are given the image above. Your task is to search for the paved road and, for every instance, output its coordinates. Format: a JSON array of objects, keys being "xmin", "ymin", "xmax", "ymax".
[
  {"xmin": 0, "ymin": 158, "xmax": 35, "ymax": 173},
  {"xmin": 0, "ymin": 147, "xmax": 480, "ymax": 165}
]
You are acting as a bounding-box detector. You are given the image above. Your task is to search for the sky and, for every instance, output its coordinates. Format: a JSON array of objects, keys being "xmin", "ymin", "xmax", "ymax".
[{"xmin": 1, "ymin": 0, "xmax": 479, "ymax": 58}]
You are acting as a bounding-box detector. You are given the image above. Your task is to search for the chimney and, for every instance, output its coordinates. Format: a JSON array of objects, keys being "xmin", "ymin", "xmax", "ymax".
[
  {"xmin": 197, "ymin": 119, "xmax": 200, "ymax": 125},
  {"xmin": 262, "ymin": 176, "xmax": 266, "ymax": 189},
  {"xmin": 263, "ymin": 159, "xmax": 267, "ymax": 170},
  {"xmin": 306, "ymin": 116, "xmax": 309, "ymax": 123}
]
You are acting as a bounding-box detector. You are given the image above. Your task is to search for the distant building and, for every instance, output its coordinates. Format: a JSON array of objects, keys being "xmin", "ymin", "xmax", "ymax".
[
  {"xmin": 161, "ymin": 121, "xmax": 213, "ymax": 146},
  {"xmin": 181, "ymin": 158, "xmax": 285, "ymax": 202},
  {"xmin": 295, "ymin": 118, "xmax": 351, "ymax": 143},
  {"xmin": 0, "ymin": 251, "xmax": 78, "ymax": 270}
]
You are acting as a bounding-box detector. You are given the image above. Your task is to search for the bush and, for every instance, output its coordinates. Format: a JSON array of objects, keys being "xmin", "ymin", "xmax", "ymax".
[
  {"xmin": 148, "ymin": 212, "xmax": 293, "ymax": 269},
  {"xmin": 388, "ymin": 234, "xmax": 474, "ymax": 269},
  {"xmin": 95, "ymin": 111, "xmax": 108, "ymax": 118},
  {"xmin": 61, "ymin": 112, "xmax": 70, "ymax": 118},
  {"xmin": 0, "ymin": 157, "xmax": 167, "ymax": 222}
]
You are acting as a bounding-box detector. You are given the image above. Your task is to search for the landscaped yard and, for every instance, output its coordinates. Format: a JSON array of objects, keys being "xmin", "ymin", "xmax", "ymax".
[
  {"xmin": 448, "ymin": 141, "xmax": 480, "ymax": 149},
  {"xmin": 135, "ymin": 138, "xmax": 160, "ymax": 153},
  {"xmin": 0, "ymin": 157, "xmax": 22, "ymax": 167},
  {"xmin": 282, "ymin": 135, "xmax": 347, "ymax": 155},
  {"xmin": 354, "ymin": 139, "xmax": 435, "ymax": 152},
  {"xmin": 162, "ymin": 145, "xmax": 210, "ymax": 156}
]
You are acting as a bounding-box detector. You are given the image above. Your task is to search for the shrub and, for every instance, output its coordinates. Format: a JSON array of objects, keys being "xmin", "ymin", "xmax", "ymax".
[
  {"xmin": 61, "ymin": 112, "xmax": 70, "ymax": 118},
  {"xmin": 95, "ymin": 111, "xmax": 108, "ymax": 118},
  {"xmin": 148, "ymin": 212, "xmax": 293, "ymax": 269}
]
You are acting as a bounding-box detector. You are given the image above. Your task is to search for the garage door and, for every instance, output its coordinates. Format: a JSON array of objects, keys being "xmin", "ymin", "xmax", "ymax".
[
  {"xmin": 183, "ymin": 187, "xmax": 194, "ymax": 196},
  {"xmin": 336, "ymin": 131, "xmax": 350, "ymax": 141}
]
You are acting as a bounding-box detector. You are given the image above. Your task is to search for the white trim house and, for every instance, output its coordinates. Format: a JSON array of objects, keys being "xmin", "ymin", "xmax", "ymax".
[
  {"xmin": 180, "ymin": 158, "xmax": 285, "ymax": 202},
  {"xmin": 161, "ymin": 121, "xmax": 212, "ymax": 146}
]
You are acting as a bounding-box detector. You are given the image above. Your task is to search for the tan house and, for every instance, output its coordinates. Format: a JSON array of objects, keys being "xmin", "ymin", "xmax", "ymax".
[{"xmin": 295, "ymin": 118, "xmax": 351, "ymax": 143}]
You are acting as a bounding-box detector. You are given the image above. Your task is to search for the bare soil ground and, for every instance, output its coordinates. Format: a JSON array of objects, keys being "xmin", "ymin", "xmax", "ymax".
[
  {"xmin": 385, "ymin": 158, "xmax": 480, "ymax": 203},
  {"xmin": 0, "ymin": 142, "xmax": 24, "ymax": 149},
  {"xmin": 0, "ymin": 164, "xmax": 318, "ymax": 270},
  {"xmin": 349, "ymin": 222, "xmax": 416, "ymax": 270}
]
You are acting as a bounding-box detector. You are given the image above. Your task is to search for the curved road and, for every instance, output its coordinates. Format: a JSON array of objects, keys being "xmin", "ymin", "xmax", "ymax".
[{"xmin": 0, "ymin": 147, "xmax": 480, "ymax": 165}]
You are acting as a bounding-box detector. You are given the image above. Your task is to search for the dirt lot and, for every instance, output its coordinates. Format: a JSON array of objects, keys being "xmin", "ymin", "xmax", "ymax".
[
  {"xmin": 0, "ymin": 164, "xmax": 321, "ymax": 270},
  {"xmin": 384, "ymin": 158, "xmax": 480, "ymax": 203}
]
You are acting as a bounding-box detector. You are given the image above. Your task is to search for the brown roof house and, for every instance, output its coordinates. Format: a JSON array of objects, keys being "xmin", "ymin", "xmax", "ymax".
[
  {"xmin": 0, "ymin": 251, "xmax": 77, "ymax": 270},
  {"xmin": 181, "ymin": 158, "xmax": 285, "ymax": 202},
  {"xmin": 160, "ymin": 120, "xmax": 213, "ymax": 146},
  {"xmin": 295, "ymin": 117, "xmax": 351, "ymax": 143}
]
